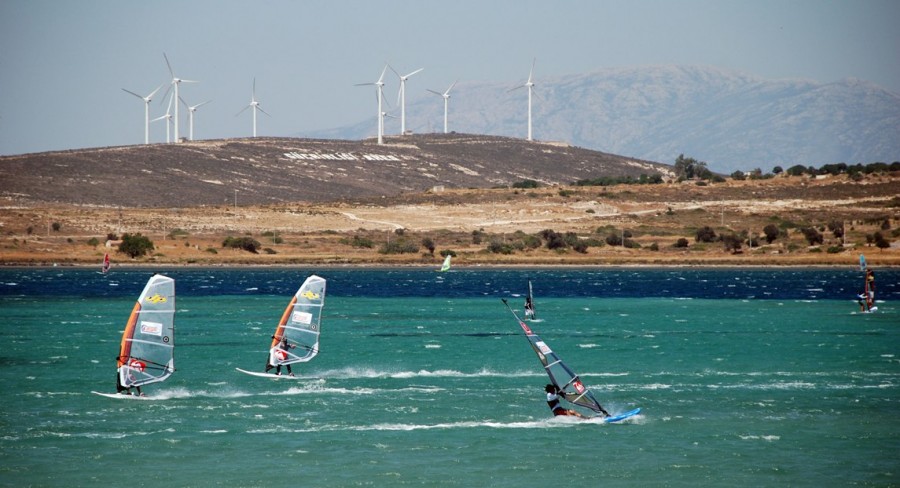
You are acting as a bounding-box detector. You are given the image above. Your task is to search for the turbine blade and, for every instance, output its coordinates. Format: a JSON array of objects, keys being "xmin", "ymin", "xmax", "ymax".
[
  {"xmin": 147, "ymin": 83, "xmax": 165, "ymax": 100},
  {"xmin": 236, "ymin": 105, "xmax": 251, "ymax": 116},
  {"xmin": 388, "ymin": 64, "xmax": 401, "ymax": 78},
  {"xmin": 196, "ymin": 100, "xmax": 212, "ymax": 108},
  {"xmin": 257, "ymin": 106, "xmax": 271, "ymax": 117},
  {"xmin": 163, "ymin": 52, "xmax": 175, "ymax": 78},
  {"xmin": 405, "ymin": 68, "xmax": 424, "ymax": 78},
  {"xmin": 377, "ymin": 64, "xmax": 388, "ymax": 84},
  {"xmin": 426, "ymin": 89, "xmax": 443, "ymax": 96},
  {"xmin": 528, "ymin": 58, "xmax": 536, "ymax": 83},
  {"xmin": 122, "ymin": 88, "xmax": 143, "ymax": 99},
  {"xmin": 446, "ymin": 80, "xmax": 458, "ymax": 94},
  {"xmin": 507, "ymin": 84, "xmax": 525, "ymax": 93}
]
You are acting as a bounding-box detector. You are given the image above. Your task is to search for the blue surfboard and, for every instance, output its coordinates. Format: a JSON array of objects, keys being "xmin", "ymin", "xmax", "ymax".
[{"xmin": 604, "ymin": 407, "xmax": 641, "ymax": 423}]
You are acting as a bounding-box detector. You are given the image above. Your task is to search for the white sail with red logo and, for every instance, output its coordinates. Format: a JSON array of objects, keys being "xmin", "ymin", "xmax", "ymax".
[
  {"xmin": 116, "ymin": 274, "xmax": 176, "ymax": 389},
  {"xmin": 268, "ymin": 275, "xmax": 326, "ymax": 368}
]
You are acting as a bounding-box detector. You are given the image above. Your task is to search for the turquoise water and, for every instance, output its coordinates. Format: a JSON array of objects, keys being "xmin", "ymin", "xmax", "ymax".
[{"xmin": 0, "ymin": 268, "xmax": 897, "ymax": 487}]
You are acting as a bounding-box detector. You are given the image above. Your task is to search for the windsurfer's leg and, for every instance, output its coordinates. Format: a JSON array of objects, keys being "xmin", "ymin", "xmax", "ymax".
[{"xmin": 286, "ymin": 364, "xmax": 293, "ymax": 376}]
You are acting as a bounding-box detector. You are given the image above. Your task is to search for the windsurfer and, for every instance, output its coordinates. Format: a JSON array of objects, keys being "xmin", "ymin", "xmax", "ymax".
[
  {"xmin": 265, "ymin": 336, "xmax": 295, "ymax": 376},
  {"xmin": 115, "ymin": 367, "xmax": 143, "ymax": 396},
  {"xmin": 545, "ymin": 384, "xmax": 591, "ymax": 419},
  {"xmin": 525, "ymin": 296, "xmax": 535, "ymax": 319},
  {"xmin": 866, "ymin": 269, "xmax": 875, "ymax": 309}
]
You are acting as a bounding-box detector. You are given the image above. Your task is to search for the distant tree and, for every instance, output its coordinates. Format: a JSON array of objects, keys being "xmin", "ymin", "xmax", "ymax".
[
  {"xmin": 772, "ymin": 166, "xmax": 783, "ymax": 175},
  {"xmin": 605, "ymin": 233, "xmax": 623, "ymax": 246},
  {"xmin": 119, "ymin": 233, "xmax": 155, "ymax": 258},
  {"xmin": 421, "ymin": 237, "xmax": 436, "ymax": 256},
  {"xmin": 874, "ymin": 233, "xmax": 890, "ymax": 251},
  {"xmin": 786, "ymin": 164, "xmax": 807, "ymax": 176},
  {"xmin": 827, "ymin": 220, "xmax": 844, "ymax": 239},
  {"xmin": 673, "ymin": 154, "xmax": 712, "ymax": 181},
  {"xmin": 472, "ymin": 230, "xmax": 484, "ymax": 245},
  {"xmin": 439, "ymin": 249, "xmax": 456, "ymax": 258},
  {"xmin": 730, "ymin": 171, "xmax": 746, "ymax": 181},
  {"xmin": 86, "ymin": 237, "xmax": 100, "ymax": 247},
  {"xmin": 800, "ymin": 227, "xmax": 824, "ymax": 246},
  {"xmin": 763, "ymin": 224, "xmax": 780, "ymax": 244},
  {"xmin": 51, "ymin": 222, "xmax": 61, "ymax": 232},
  {"xmin": 674, "ymin": 237, "xmax": 690, "ymax": 248},
  {"xmin": 223, "ymin": 236, "xmax": 262, "ymax": 254},
  {"xmin": 695, "ymin": 226, "xmax": 717, "ymax": 243},
  {"xmin": 512, "ymin": 179, "xmax": 540, "ymax": 189},
  {"xmin": 722, "ymin": 233, "xmax": 743, "ymax": 253}
]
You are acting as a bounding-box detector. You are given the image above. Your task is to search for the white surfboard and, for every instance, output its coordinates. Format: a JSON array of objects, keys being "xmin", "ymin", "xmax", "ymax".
[
  {"xmin": 235, "ymin": 367, "xmax": 302, "ymax": 379},
  {"xmin": 91, "ymin": 391, "xmax": 152, "ymax": 400}
]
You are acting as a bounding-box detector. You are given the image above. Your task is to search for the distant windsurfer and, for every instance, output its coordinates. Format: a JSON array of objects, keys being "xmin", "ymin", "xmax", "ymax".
[
  {"xmin": 524, "ymin": 296, "xmax": 535, "ymax": 319},
  {"xmin": 545, "ymin": 384, "xmax": 603, "ymax": 419},
  {"xmin": 866, "ymin": 269, "xmax": 875, "ymax": 309},
  {"xmin": 265, "ymin": 336, "xmax": 295, "ymax": 376}
]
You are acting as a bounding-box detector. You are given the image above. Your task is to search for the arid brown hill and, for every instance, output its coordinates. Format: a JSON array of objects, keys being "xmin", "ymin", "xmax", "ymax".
[{"xmin": 0, "ymin": 134, "xmax": 670, "ymax": 207}]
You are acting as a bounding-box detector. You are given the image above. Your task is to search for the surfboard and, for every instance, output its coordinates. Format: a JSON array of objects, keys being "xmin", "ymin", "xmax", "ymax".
[
  {"xmin": 604, "ymin": 407, "xmax": 641, "ymax": 423},
  {"xmin": 235, "ymin": 367, "xmax": 302, "ymax": 379},
  {"xmin": 91, "ymin": 391, "xmax": 151, "ymax": 400}
]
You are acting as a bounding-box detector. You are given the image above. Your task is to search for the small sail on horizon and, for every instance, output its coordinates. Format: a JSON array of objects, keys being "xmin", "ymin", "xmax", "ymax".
[
  {"xmin": 501, "ymin": 299, "xmax": 607, "ymax": 416},
  {"xmin": 116, "ymin": 274, "xmax": 175, "ymax": 391},
  {"xmin": 101, "ymin": 253, "xmax": 110, "ymax": 274},
  {"xmin": 438, "ymin": 254, "xmax": 452, "ymax": 272},
  {"xmin": 268, "ymin": 275, "xmax": 326, "ymax": 369}
]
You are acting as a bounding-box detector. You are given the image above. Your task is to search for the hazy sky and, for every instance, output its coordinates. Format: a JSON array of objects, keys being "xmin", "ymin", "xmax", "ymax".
[{"xmin": 1, "ymin": 0, "xmax": 897, "ymax": 156}]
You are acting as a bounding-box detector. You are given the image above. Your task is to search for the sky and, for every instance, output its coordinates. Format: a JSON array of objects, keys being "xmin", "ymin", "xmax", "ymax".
[{"xmin": 1, "ymin": 0, "xmax": 898, "ymax": 156}]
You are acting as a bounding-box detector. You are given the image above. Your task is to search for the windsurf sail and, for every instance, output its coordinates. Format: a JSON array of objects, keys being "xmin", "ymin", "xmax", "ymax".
[
  {"xmin": 524, "ymin": 280, "xmax": 536, "ymax": 319},
  {"xmin": 859, "ymin": 254, "xmax": 867, "ymax": 271},
  {"xmin": 501, "ymin": 299, "xmax": 608, "ymax": 416},
  {"xmin": 268, "ymin": 275, "xmax": 326, "ymax": 367},
  {"xmin": 101, "ymin": 253, "xmax": 110, "ymax": 274},
  {"xmin": 438, "ymin": 254, "xmax": 452, "ymax": 272},
  {"xmin": 116, "ymin": 274, "xmax": 175, "ymax": 389}
]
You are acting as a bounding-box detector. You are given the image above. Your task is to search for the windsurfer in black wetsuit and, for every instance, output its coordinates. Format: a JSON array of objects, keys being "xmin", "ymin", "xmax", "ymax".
[
  {"xmin": 545, "ymin": 384, "xmax": 592, "ymax": 419},
  {"xmin": 265, "ymin": 336, "xmax": 295, "ymax": 376},
  {"xmin": 115, "ymin": 364, "xmax": 142, "ymax": 396},
  {"xmin": 524, "ymin": 295, "xmax": 535, "ymax": 319}
]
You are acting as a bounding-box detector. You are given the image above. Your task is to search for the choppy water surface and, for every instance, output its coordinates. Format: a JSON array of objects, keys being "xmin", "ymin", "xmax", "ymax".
[{"xmin": 0, "ymin": 267, "xmax": 896, "ymax": 487}]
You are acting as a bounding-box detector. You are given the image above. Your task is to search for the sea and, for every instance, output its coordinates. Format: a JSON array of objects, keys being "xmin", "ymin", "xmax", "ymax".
[{"xmin": 0, "ymin": 266, "xmax": 897, "ymax": 487}]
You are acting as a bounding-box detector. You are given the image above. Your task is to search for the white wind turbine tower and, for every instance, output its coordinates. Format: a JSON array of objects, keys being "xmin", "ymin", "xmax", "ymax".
[
  {"xmin": 151, "ymin": 94, "xmax": 175, "ymax": 143},
  {"xmin": 427, "ymin": 80, "xmax": 457, "ymax": 134},
  {"xmin": 355, "ymin": 65, "xmax": 389, "ymax": 145},
  {"xmin": 181, "ymin": 97, "xmax": 211, "ymax": 141},
  {"xmin": 163, "ymin": 53, "xmax": 198, "ymax": 143},
  {"xmin": 236, "ymin": 78, "xmax": 270, "ymax": 137},
  {"xmin": 122, "ymin": 84, "xmax": 164, "ymax": 144},
  {"xmin": 389, "ymin": 65, "xmax": 423, "ymax": 135},
  {"xmin": 509, "ymin": 58, "xmax": 537, "ymax": 141}
]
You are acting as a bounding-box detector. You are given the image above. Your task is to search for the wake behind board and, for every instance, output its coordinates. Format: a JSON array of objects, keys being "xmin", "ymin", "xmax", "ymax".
[
  {"xmin": 604, "ymin": 407, "xmax": 641, "ymax": 423},
  {"xmin": 235, "ymin": 367, "xmax": 303, "ymax": 379},
  {"xmin": 91, "ymin": 391, "xmax": 151, "ymax": 400}
]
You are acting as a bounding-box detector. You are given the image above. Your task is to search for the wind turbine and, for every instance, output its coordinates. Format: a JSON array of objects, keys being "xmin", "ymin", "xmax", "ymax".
[
  {"xmin": 180, "ymin": 97, "xmax": 211, "ymax": 141},
  {"xmin": 509, "ymin": 58, "xmax": 536, "ymax": 141},
  {"xmin": 427, "ymin": 80, "xmax": 457, "ymax": 134},
  {"xmin": 151, "ymin": 93, "xmax": 175, "ymax": 143},
  {"xmin": 163, "ymin": 53, "xmax": 198, "ymax": 143},
  {"xmin": 122, "ymin": 84, "xmax": 164, "ymax": 144},
  {"xmin": 236, "ymin": 78, "xmax": 270, "ymax": 137},
  {"xmin": 389, "ymin": 65, "xmax": 423, "ymax": 135},
  {"xmin": 355, "ymin": 65, "xmax": 388, "ymax": 145}
]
